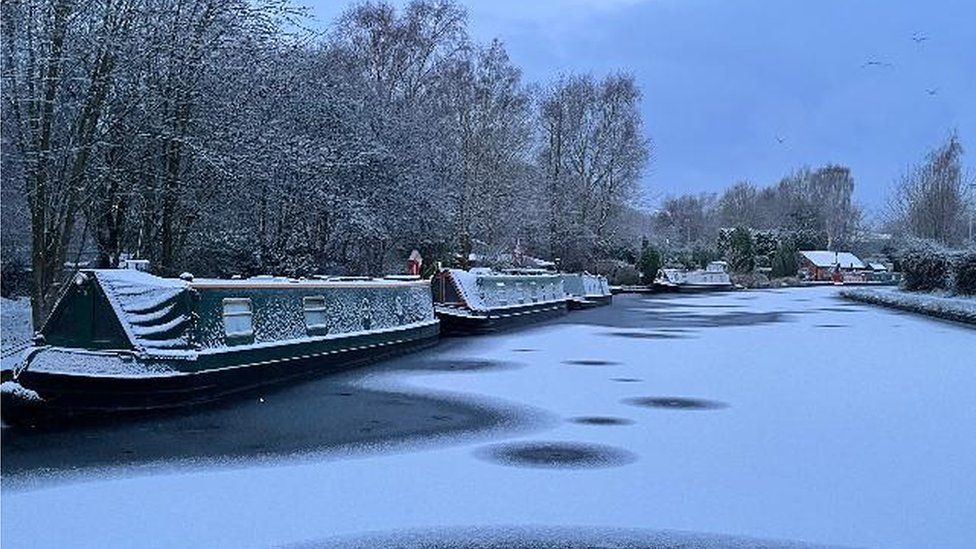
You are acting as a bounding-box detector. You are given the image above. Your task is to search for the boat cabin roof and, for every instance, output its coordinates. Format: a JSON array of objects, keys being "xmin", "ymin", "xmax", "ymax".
[
  {"xmin": 188, "ymin": 276, "xmax": 426, "ymax": 289},
  {"xmin": 42, "ymin": 269, "xmax": 193, "ymax": 353}
]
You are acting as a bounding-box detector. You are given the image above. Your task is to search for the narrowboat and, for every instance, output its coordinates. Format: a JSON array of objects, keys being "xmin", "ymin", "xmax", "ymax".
[
  {"xmin": 431, "ymin": 268, "xmax": 569, "ymax": 334},
  {"xmin": 560, "ymin": 273, "xmax": 613, "ymax": 309},
  {"xmin": 1, "ymin": 270, "xmax": 439, "ymax": 424},
  {"xmin": 654, "ymin": 261, "xmax": 734, "ymax": 292}
]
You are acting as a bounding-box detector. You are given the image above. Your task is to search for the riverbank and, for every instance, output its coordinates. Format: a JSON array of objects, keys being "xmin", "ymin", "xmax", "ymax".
[{"xmin": 841, "ymin": 287, "xmax": 976, "ymax": 326}]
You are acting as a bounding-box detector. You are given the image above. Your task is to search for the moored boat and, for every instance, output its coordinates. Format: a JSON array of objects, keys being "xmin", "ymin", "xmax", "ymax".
[
  {"xmin": 431, "ymin": 268, "xmax": 569, "ymax": 334},
  {"xmin": 1, "ymin": 270, "xmax": 438, "ymax": 424},
  {"xmin": 654, "ymin": 261, "xmax": 734, "ymax": 292},
  {"xmin": 560, "ymin": 273, "xmax": 613, "ymax": 309}
]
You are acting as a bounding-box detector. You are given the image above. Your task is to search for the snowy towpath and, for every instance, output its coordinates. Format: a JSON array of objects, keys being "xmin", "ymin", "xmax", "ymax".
[{"xmin": 2, "ymin": 287, "xmax": 974, "ymax": 548}]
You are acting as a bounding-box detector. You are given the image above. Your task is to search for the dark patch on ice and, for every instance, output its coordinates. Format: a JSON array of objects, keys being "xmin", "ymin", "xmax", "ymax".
[
  {"xmin": 563, "ymin": 359, "xmax": 619, "ymax": 366},
  {"xmin": 1, "ymin": 354, "xmax": 544, "ymax": 482},
  {"xmin": 412, "ymin": 358, "xmax": 519, "ymax": 372},
  {"xmin": 817, "ymin": 307, "xmax": 860, "ymax": 313},
  {"xmin": 569, "ymin": 416, "xmax": 634, "ymax": 426},
  {"xmin": 292, "ymin": 525, "xmax": 852, "ymax": 549},
  {"xmin": 605, "ymin": 331, "xmax": 688, "ymax": 339},
  {"xmin": 625, "ymin": 396, "xmax": 729, "ymax": 410},
  {"xmin": 476, "ymin": 441, "xmax": 636, "ymax": 469},
  {"xmin": 814, "ymin": 324, "xmax": 849, "ymax": 328},
  {"xmin": 671, "ymin": 310, "xmax": 794, "ymax": 327},
  {"xmin": 612, "ymin": 377, "xmax": 643, "ymax": 383},
  {"xmin": 554, "ymin": 293, "xmax": 797, "ymax": 330}
]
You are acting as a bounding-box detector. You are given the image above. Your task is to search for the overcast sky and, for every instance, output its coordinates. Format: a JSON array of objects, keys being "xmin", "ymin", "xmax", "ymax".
[{"xmin": 305, "ymin": 0, "xmax": 975, "ymax": 217}]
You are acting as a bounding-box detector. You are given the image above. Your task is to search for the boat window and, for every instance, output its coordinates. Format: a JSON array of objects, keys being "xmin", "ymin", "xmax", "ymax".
[
  {"xmin": 303, "ymin": 296, "xmax": 329, "ymax": 332},
  {"xmin": 222, "ymin": 298, "xmax": 254, "ymax": 339}
]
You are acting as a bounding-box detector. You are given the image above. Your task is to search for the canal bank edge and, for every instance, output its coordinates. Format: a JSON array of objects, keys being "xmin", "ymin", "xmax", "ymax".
[{"xmin": 841, "ymin": 288, "xmax": 976, "ymax": 327}]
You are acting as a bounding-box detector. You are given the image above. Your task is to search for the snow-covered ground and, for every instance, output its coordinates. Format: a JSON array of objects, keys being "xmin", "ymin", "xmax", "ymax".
[
  {"xmin": 1, "ymin": 297, "xmax": 32, "ymax": 349},
  {"xmin": 1, "ymin": 297, "xmax": 32, "ymax": 373},
  {"xmin": 3, "ymin": 287, "xmax": 975, "ymax": 548}
]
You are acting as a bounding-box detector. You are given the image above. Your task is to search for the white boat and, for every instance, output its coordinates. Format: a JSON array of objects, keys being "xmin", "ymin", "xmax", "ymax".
[
  {"xmin": 559, "ymin": 272, "xmax": 613, "ymax": 308},
  {"xmin": 431, "ymin": 268, "xmax": 570, "ymax": 334},
  {"xmin": 654, "ymin": 261, "xmax": 733, "ymax": 292}
]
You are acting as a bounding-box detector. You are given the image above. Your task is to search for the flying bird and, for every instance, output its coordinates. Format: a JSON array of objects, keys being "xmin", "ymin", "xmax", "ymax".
[
  {"xmin": 926, "ymin": 88, "xmax": 939, "ymax": 96},
  {"xmin": 912, "ymin": 32, "xmax": 929, "ymax": 44},
  {"xmin": 775, "ymin": 135, "xmax": 786, "ymax": 144},
  {"xmin": 861, "ymin": 60, "xmax": 893, "ymax": 68}
]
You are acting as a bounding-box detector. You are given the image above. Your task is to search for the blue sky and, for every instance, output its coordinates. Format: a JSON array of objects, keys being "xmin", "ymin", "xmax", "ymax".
[{"xmin": 305, "ymin": 0, "xmax": 975, "ymax": 217}]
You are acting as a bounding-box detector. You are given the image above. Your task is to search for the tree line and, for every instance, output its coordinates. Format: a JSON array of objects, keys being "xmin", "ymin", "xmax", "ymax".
[
  {"xmin": 2, "ymin": 0, "xmax": 971, "ymax": 323},
  {"xmin": 1, "ymin": 0, "xmax": 648, "ymax": 323},
  {"xmin": 639, "ymin": 132, "xmax": 973, "ymax": 280}
]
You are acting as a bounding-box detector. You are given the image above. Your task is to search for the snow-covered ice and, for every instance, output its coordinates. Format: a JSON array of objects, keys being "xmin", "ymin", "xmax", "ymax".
[
  {"xmin": 1, "ymin": 297, "xmax": 33, "ymax": 374},
  {"xmin": 2, "ymin": 287, "xmax": 974, "ymax": 548}
]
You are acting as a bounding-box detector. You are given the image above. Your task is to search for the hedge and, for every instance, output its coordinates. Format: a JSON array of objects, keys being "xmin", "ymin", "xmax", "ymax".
[
  {"xmin": 900, "ymin": 241, "xmax": 976, "ymax": 295},
  {"xmin": 900, "ymin": 242, "xmax": 951, "ymax": 292},
  {"xmin": 954, "ymin": 250, "xmax": 976, "ymax": 295}
]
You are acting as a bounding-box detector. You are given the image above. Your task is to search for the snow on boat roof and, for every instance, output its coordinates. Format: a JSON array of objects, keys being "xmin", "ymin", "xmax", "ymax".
[
  {"xmin": 799, "ymin": 251, "xmax": 866, "ymax": 269},
  {"xmin": 88, "ymin": 270, "xmax": 427, "ymax": 353},
  {"xmin": 91, "ymin": 270, "xmax": 425, "ymax": 290},
  {"xmin": 442, "ymin": 268, "xmax": 563, "ymax": 311},
  {"xmin": 91, "ymin": 270, "xmax": 191, "ymax": 352},
  {"xmin": 188, "ymin": 276, "xmax": 426, "ymax": 289}
]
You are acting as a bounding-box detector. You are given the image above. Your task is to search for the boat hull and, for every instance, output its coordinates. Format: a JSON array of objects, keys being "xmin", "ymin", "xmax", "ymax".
[
  {"xmin": 1, "ymin": 321, "xmax": 439, "ymax": 425},
  {"xmin": 436, "ymin": 301, "xmax": 568, "ymax": 335},
  {"xmin": 568, "ymin": 294, "xmax": 613, "ymax": 309},
  {"xmin": 674, "ymin": 283, "xmax": 734, "ymax": 293},
  {"xmin": 611, "ymin": 285, "xmax": 662, "ymax": 294}
]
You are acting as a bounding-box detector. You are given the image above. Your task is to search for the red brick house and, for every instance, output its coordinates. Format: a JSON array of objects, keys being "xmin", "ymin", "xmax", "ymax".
[{"xmin": 798, "ymin": 251, "xmax": 866, "ymax": 282}]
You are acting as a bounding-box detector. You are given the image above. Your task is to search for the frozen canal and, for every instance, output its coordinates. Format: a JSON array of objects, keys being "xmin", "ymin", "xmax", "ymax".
[{"xmin": 2, "ymin": 287, "xmax": 974, "ymax": 548}]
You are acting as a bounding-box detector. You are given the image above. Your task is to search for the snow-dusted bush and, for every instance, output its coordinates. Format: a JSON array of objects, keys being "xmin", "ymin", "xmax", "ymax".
[
  {"xmin": 726, "ymin": 227, "xmax": 755, "ymax": 274},
  {"xmin": 610, "ymin": 264, "xmax": 640, "ymax": 286},
  {"xmin": 1, "ymin": 258, "xmax": 30, "ymax": 298},
  {"xmin": 637, "ymin": 241, "xmax": 661, "ymax": 285},
  {"xmin": 952, "ymin": 249, "xmax": 976, "ymax": 295},
  {"xmin": 730, "ymin": 272, "xmax": 770, "ymax": 289},
  {"xmin": 900, "ymin": 241, "xmax": 950, "ymax": 292},
  {"xmin": 770, "ymin": 243, "xmax": 798, "ymax": 278},
  {"xmin": 752, "ymin": 230, "xmax": 779, "ymax": 257}
]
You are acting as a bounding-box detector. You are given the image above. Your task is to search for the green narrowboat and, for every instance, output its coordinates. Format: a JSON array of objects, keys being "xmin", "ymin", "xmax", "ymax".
[
  {"xmin": 1, "ymin": 270, "xmax": 438, "ymax": 424},
  {"xmin": 431, "ymin": 268, "xmax": 569, "ymax": 334},
  {"xmin": 560, "ymin": 273, "xmax": 613, "ymax": 309}
]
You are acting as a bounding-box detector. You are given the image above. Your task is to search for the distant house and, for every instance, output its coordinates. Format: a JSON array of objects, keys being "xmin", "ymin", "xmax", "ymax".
[{"xmin": 798, "ymin": 251, "xmax": 866, "ymax": 281}]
